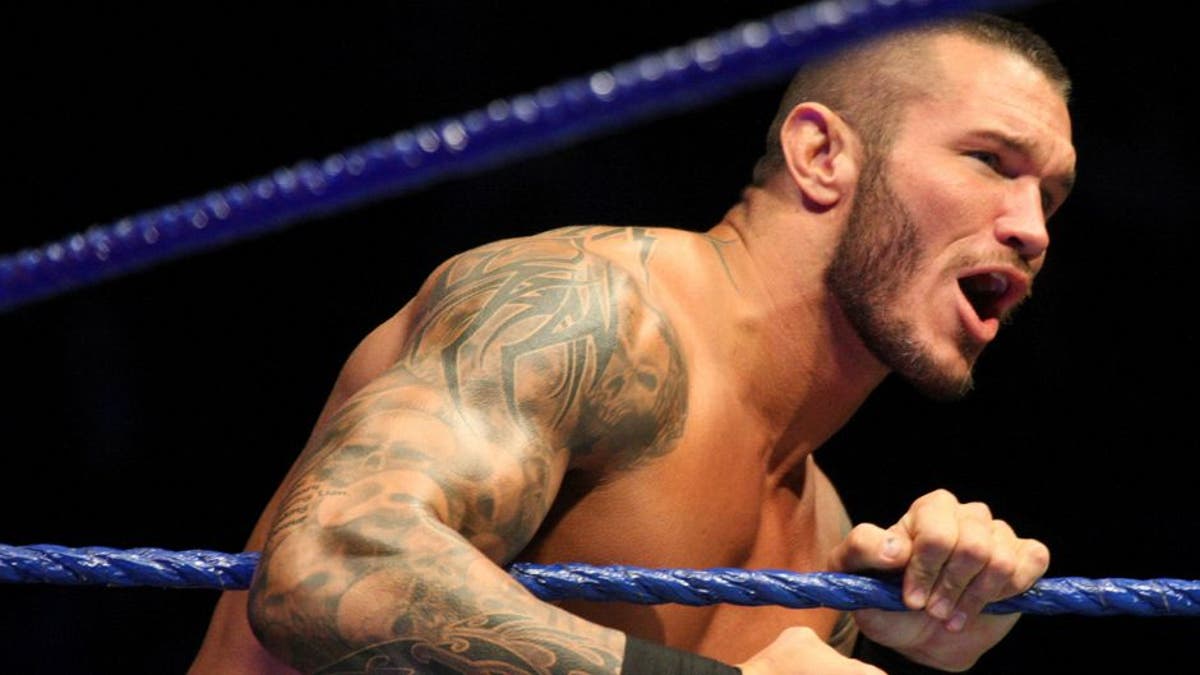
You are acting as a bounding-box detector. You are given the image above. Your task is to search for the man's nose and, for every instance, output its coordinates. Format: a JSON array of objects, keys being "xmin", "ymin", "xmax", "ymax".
[{"xmin": 995, "ymin": 177, "xmax": 1050, "ymax": 260}]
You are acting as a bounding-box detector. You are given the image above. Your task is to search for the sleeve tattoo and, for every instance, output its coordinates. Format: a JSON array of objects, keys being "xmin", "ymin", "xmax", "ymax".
[{"xmin": 249, "ymin": 228, "xmax": 688, "ymax": 673}]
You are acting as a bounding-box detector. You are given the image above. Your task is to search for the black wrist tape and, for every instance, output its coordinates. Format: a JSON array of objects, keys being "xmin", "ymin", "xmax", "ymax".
[
  {"xmin": 622, "ymin": 635, "xmax": 741, "ymax": 674},
  {"xmin": 852, "ymin": 635, "xmax": 944, "ymax": 674}
]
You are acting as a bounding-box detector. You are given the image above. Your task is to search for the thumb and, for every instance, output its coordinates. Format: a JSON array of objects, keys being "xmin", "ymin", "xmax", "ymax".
[{"xmin": 829, "ymin": 523, "xmax": 912, "ymax": 573}]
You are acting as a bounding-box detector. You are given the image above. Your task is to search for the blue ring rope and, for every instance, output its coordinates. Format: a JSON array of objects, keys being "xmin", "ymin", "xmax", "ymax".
[
  {"xmin": 0, "ymin": 0, "xmax": 1036, "ymax": 313},
  {"xmin": 2, "ymin": 544, "xmax": 1197, "ymax": 617}
]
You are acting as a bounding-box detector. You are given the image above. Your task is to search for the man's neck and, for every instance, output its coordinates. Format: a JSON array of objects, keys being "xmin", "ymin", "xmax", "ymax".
[{"xmin": 710, "ymin": 187, "xmax": 889, "ymax": 483}]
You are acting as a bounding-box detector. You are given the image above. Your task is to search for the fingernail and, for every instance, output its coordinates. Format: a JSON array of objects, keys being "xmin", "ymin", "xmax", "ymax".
[
  {"xmin": 908, "ymin": 587, "xmax": 927, "ymax": 609},
  {"xmin": 883, "ymin": 536, "xmax": 899, "ymax": 558},
  {"xmin": 947, "ymin": 611, "xmax": 968, "ymax": 632},
  {"xmin": 930, "ymin": 597, "xmax": 953, "ymax": 620}
]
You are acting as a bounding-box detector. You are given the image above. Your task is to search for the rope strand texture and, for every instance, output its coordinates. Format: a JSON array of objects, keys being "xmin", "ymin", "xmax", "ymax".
[
  {"xmin": 2, "ymin": 544, "xmax": 1196, "ymax": 617},
  {"xmin": 0, "ymin": 0, "xmax": 1033, "ymax": 313}
]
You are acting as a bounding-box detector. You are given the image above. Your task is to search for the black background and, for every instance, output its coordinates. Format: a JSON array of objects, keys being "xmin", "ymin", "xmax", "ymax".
[{"xmin": 2, "ymin": 1, "xmax": 1195, "ymax": 673}]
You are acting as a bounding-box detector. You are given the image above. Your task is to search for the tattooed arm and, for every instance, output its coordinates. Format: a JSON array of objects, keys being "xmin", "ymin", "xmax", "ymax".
[{"xmin": 247, "ymin": 231, "xmax": 687, "ymax": 674}]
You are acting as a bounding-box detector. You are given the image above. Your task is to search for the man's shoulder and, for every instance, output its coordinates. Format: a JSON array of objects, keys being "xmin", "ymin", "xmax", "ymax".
[
  {"xmin": 400, "ymin": 225, "xmax": 692, "ymax": 470},
  {"xmin": 491, "ymin": 224, "xmax": 703, "ymax": 264},
  {"xmin": 422, "ymin": 224, "xmax": 704, "ymax": 302},
  {"xmin": 408, "ymin": 224, "xmax": 697, "ymax": 346}
]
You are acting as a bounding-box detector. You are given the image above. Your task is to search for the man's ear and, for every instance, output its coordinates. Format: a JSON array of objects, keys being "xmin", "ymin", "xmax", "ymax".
[{"xmin": 779, "ymin": 103, "xmax": 861, "ymax": 209}]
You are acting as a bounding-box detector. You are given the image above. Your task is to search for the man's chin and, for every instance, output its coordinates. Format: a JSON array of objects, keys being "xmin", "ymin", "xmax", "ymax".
[
  {"xmin": 847, "ymin": 315, "xmax": 977, "ymax": 400},
  {"xmin": 896, "ymin": 346, "xmax": 979, "ymax": 401},
  {"xmin": 903, "ymin": 367, "xmax": 976, "ymax": 401}
]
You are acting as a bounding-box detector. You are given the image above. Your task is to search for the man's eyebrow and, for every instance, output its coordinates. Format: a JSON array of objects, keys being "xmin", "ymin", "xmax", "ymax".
[
  {"xmin": 972, "ymin": 129, "xmax": 1037, "ymax": 155},
  {"xmin": 971, "ymin": 129, "xmax": 1076, "ymax": 200}
]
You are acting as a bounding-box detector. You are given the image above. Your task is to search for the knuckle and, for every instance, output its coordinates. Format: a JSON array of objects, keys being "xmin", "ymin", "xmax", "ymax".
[
  {"xmin": 917, "ymin": 488, "xmax": 958, "ymax": 507},
  {"xmin": 988, "ymin": 550, "xmax": 1018, "ymax": 579},
  {"xmin": 914, "ymin": 527, "xmax": 955, "ymax": 559},
  {"xmin": 912, "ymin": 507, "xmax": 953, "ymax": 542},
  {"xmin": 1027, "ymin": 540, "xmax": 1051, "ymax": 568},
  {"xmin": 955, "ymin": 537, "xmax": 992, "ymax": 568},
  {"xmin": 848, "ymin": 523, "xmax": 877, "ymax": 546},
  {"xmin": 913, "ymin": 548, "xmax": 954, "ymax": 578},
  {"xmin": 933, "ymin": 488, "xmax": 959, "ymax": 503},
  {"xmin": 913, "ymin": 550, "xmax": 952, "ymax": 579},
  {"xmin": 963, "ymin": 501, "xmax": 993, "ymax": 520}
]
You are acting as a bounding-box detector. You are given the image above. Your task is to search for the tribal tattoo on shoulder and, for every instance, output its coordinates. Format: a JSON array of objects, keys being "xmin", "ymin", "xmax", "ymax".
[
  {"xmin": 409, "ymin": 227, "xmax": 686, "ymax": 466},
  {"xmin": 251, "ymin": 227, "xmax": 687, "ymax": 673}
]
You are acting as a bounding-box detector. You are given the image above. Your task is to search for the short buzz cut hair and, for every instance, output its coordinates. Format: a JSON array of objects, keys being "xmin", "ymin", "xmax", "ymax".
[{"xmin": 750, "ymin": 13, "xmax": 1071, "ymax": 186}]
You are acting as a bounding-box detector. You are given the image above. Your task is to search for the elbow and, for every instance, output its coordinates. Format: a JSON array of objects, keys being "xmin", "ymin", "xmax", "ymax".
[
  {"xmin": 246, "ymin": 505, "xmax": 451, "ymax": 670},
  {"xmin": 245, "ymin": 548, "xmax": 327, "ymax": 671},
  {"xmin": 244, "ymin": 528, "xmax": 428, "ymax": 671},
  {"xmin": 245, "ymin": 559, "xmax": 291, "ymax": 666}
]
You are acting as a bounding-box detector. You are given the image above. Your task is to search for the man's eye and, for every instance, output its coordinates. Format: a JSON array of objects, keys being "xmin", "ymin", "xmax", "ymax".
[{"xmin": 967, "ymin": 151, "xmax": 1003, "ymax": 172}]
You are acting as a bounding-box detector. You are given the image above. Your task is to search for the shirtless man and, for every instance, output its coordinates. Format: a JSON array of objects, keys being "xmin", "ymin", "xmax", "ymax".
[{"xmin": 191, "ymin": 13, "xmax": 1076, "ymax": 674}]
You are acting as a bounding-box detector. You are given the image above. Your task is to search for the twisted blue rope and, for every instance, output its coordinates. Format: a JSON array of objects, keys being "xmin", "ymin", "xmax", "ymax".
[
  {"xmin": 2, "ymin": 544, "xmax": 1197, "ymax": 617},
  {"xmin": 0, "ymin": 0, "xmax": 1037, "ymax": 313}
]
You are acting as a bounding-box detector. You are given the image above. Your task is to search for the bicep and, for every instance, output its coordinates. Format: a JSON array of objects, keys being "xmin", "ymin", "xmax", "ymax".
[{"xmin": 268, "ymin": 362, "xmax": 568, "ymax": 565}]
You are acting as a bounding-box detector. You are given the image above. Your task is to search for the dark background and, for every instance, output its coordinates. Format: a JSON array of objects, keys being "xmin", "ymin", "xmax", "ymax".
[{"xmin": 2, "ymin": 1, "xmax": 1194, "ymax": 672}]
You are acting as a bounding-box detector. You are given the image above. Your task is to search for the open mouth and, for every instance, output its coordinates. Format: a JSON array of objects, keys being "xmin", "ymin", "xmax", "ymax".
[{"xmin": 958, "ymin": 272, "xmax": 1013, "ymax": 322}]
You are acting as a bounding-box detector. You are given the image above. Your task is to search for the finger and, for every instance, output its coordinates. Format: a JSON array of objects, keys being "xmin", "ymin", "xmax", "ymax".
[
  {"xmin": 1006, "ymin": 538, "xmax": 1051, "ymax": 596},
  {"xmin": 925, "ymin": 508, "xmax": 993, "ymax": 623},
  {"xmin": 899, "ymin": 490, "xmax": 959, "ymax": 610},
  {"xmin": 829, "ymin": 523, "xmax": 911, "ymax": 573},
  {"xmin": 947, "ymin": 521, "xmax": 1020, "ymax": 631}
]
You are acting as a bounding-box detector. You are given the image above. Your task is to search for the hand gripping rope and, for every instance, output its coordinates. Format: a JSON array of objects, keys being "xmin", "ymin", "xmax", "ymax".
[{"xmin": 1, "ymin": 544, "xmax": 1197, "ymax": 617}]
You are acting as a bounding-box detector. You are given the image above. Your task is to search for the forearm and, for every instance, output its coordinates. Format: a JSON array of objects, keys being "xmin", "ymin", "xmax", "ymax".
[{"xmin": 250, "ymin": 504, "xmax": 624, "ymax": 674}]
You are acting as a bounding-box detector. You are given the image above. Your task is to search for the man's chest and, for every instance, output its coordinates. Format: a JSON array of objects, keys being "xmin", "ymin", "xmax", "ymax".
[{"xmin": 520, "ymin": 438, "xmax": 852, "ymax": 662}]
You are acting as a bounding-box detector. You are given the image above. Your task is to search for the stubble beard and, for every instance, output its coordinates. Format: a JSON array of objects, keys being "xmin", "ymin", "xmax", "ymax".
[{"xmin": 826, "ymin": 154, "xmax": 979, "ymax": 401}]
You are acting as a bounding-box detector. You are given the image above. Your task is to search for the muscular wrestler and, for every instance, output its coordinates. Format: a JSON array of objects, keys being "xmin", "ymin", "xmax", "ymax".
[{"xmin": 190, "ymin": 13, "xmax": 1076, "ymax": 674}]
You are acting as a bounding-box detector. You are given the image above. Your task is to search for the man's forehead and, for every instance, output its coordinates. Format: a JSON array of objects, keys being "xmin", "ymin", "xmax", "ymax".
[
  {"xmin": 926, "ymin": 34, "xmax": 1049, "ymax": 87},
  {"xmin": 916, "ymin": 34, "xmax": 1072, "ymax": 133}
]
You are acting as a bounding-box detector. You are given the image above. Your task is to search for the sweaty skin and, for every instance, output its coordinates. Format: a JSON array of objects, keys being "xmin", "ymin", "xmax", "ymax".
[{"xmin": 191, "ymin": 31, "xmax": 1075, "ymax": 675}]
